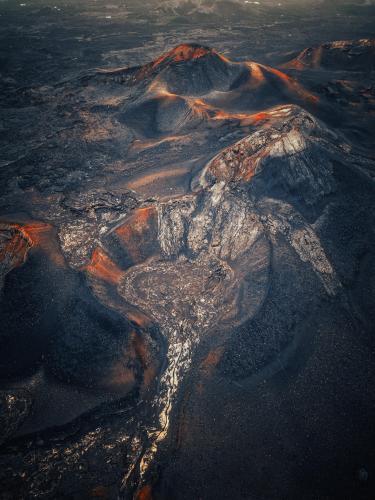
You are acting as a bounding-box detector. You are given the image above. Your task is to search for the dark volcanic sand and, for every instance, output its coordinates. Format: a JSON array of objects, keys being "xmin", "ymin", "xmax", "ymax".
[{"xmin": 0, "ymin": 1, "xmax": 375, "ymax": 499}]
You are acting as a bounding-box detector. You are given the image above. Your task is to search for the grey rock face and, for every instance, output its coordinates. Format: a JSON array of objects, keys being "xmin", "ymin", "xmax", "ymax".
[
  {"xmin": 200, "ymin": 105, "xmax": 339, "ymax": 205},
  {"xmin": 58, "ymin": 188, "xmax": 138, "ymax": 268}
]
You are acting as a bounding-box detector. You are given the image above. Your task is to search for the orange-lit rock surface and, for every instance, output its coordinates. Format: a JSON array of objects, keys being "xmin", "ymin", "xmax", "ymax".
[
  {"xmin": 135, "ymin": 484, "xmax": 153, "ymax": 500},
  {"xmin": 0, "ymin": 224, "xmax": 31, "ymax": 273},
  {"xmin": 114, "ymin": 207, "xmax": 159, "ymax": 265},
  {"xmin": 0, "ymin": 221, "xmax": 65, "ymax": 286},
  {"xmin": 84, "ymin": 247, "xmax": 124, "ymax": 285},
  {"xmin": 151, "ymin": 44, "xmax": 213, "ymax": 67}
]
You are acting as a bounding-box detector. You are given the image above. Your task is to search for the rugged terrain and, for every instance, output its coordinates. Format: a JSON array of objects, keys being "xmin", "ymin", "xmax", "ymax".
[{"xmin": 0, "ymin": 2, "xmax": 375, "ymax": 499}]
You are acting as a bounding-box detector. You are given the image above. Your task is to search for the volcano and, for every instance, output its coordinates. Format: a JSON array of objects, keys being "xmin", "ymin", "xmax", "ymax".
[
  {"xmin": 1, "ymin": 28, "xmax": 375, "ymax": 500},
  {"xmin": 89, "ymin": 44, "xmax": 319, "ymax": 139},
  {"xmin": 283, "ymin": 39, "xmax": 375, "ymax": 71}
]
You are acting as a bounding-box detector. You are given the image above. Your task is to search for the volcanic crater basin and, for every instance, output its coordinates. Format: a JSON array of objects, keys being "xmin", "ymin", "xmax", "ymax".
[
  {"xmin": 81, "ymin": 103, "xmax": 353, "ymax": 493},
  {"xmin": 86, "ymin": 179, "xmax": 272, "ymax": 491}
]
